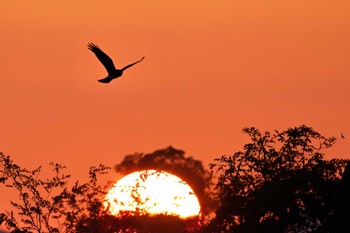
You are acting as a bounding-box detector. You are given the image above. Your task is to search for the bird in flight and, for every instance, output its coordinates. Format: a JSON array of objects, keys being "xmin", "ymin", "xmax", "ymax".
[{"xmin": 87, "ymin": 42, "xmax": 144, "ymax": 83}]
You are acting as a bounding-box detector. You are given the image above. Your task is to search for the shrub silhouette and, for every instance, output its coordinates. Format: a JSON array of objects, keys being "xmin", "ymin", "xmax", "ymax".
[
  {"xmin": 207, "ymin": 125, "xmax": 350, "ymax": 233},
  {"xmin": 2, "ymin": 125, "xmax": 349, "ymax": 233},
  {"xmin": 0, "ymin": 154, "xmax": 110, "ymax": 233},
  {"xmin": 115, "ymin": 146, "xmax": 215, "ymax": 217},
  {"xmin": 0, "ymin": 153, "xmax": 202, "ymax": 233}
]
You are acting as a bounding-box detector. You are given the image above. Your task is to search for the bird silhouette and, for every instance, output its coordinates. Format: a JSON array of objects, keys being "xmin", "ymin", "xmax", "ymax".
[{"xmin": 87, "ymin": 42, "xmax": 144, "ymax": 83}]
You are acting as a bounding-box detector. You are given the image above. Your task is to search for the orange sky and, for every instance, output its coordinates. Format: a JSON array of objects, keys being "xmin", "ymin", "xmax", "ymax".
[{"xmin": 1, "ymin": 0, "xmax": 350, "ymax": 213}]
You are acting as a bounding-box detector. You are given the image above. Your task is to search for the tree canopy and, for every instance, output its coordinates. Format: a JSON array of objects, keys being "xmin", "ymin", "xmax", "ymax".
[
  {"xmin": 1, "ymin": 125, "xmax": 349, "ymax": 232},
  {"xmin": 0, "ymin": 153, "xmax": 202, "ymax": 233},
  {"xmin": 0, "ymin": 153, "xmax": 111, "ymax": 233},
  {"xmin": 114, "ymin": 146, "xmax": 215, "ymax": 215},
  {"xmin": 207, "ymin": 125, "xmax": 350, "ymax": 233}
]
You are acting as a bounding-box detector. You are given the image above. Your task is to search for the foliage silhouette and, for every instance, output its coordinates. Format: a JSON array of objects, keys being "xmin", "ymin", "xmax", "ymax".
[
  {"xmin": 207, "ymin": 125, "xmax": 350, "ymax": 233},
  {"xmin": 0, "ymin": 153, "xmax": 202, "ymax": 233},
  {"xmin": 83, "ymin": 214, "xmax": 201, "ymax": 233},
  {"xmin": 2, "ymin": 125, "xmax": 349, "ymax": 233},
  {"xmin": 0, "ymin": 153, "xmax": 111, "ymax": 233},
  {"xmin": 114, "ymin": 146, "xmax": 215, "ymax": 217}
]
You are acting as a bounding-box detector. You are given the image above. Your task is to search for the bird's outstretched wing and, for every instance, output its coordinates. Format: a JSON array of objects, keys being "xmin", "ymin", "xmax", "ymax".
[
  {"xmin": 121, "ymin": 56, "xmax": 145, "ymax": 71},
  {"xmin": 87, "ymin": 43, "xmax": 116, "ymax": 74}
]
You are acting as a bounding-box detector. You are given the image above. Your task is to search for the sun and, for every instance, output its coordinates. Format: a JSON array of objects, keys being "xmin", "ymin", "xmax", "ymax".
[{"xmin": 104, "ymin": 170, "xmax": 201, "ymax": 219}]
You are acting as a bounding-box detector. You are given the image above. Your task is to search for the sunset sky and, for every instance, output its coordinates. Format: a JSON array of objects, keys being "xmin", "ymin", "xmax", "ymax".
[{"xmin": 1, "ymin": 0, "xmax": 350, "ymax": 212}]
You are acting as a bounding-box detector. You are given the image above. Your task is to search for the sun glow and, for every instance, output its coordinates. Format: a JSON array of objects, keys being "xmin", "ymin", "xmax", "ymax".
[{"xmin": 104, "ymin": 170, "xmax": 201, "ymax": 219}]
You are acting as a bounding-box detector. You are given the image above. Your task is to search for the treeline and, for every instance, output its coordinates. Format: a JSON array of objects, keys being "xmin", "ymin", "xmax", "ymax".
[{"xmin": 1, "ymin": 125, "xmax": 350, "ymax": 233}]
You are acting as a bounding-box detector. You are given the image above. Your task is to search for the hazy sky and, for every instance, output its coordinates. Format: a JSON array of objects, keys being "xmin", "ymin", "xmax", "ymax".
[{"xmin": 1, "ymin": 0, "xmax": 350, "ymax": 211}]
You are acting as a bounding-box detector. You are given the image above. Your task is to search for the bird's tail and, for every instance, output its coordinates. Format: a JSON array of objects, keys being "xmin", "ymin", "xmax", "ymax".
[{"xmin": 98, "ymin": 77, "xmax": 113, "ymax": 83}]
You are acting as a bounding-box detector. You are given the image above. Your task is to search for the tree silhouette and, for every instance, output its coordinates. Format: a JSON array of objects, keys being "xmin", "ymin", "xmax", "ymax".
[
  {"xmin": 2, "ymin": 125, "xmax": 349, "ymax": 232},
  {"xmin": 207, "ymin": 125, "xmax": 350, "ymax": 233},
  {"xmin": 87, "ymin": 214, "xmax": 200, "ymax": 233},
  {"xmin": 330, "ymin": 161, "xmax": 350, "ymax": 232},
  {"xmin": 114, "ymin": 146, "xmax": 215, "ymax": 217},
  {"xmin": 0, "ymin": 153, "xmax": 202, "ymax": 233},
  {"xmin": 0, "ymin": 153, "xmax": 111, "ymax": 233}
]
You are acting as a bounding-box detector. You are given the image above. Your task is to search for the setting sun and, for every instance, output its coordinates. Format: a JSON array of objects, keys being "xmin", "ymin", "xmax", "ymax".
[{"xmin": 104, "ymin": 170, "xmax": 201, "ymax": 219}]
